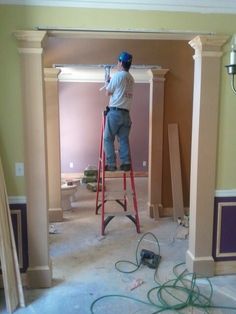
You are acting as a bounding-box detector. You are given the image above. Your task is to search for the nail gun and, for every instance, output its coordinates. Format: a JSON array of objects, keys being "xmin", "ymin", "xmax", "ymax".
[
  {"xmin": 99, "ymin": 65, "xmax": 112, "ymax": 91},
  {"xmin": 140, "ymin": 249, "xmax": 161, "ymax": 269}
]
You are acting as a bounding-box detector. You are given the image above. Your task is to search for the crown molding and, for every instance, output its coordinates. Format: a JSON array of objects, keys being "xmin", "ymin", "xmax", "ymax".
[
  {"xmin": 1, "ymin": 0, "xmax": 236, "ymax": 14},
  {"xmin": 56, "ymin": 65, "xmax": 161, "ymax": 83}
]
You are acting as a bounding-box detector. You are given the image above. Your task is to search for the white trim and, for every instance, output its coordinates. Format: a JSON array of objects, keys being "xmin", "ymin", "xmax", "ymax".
[
  {"xmin": 1, "ymin": 0, "xmax": 236, "ymax": 14},
  {"xmin": 44, "ymin": 29, "xmax": 212, "ymax": 41},
  {"xmin": 8, "ymin": 196, "xmax": 27, "ymax": 204},
  {"xmin": 215, "ymin": 189, "xmax": 236, "ymax": 197},
  {"xmin": 57, "ymin": 66, "xmax": 160, "ymax": 83},
  {"xmin": 186, "ymin": 250, "xmax": 214, "ymax": 262},
  {"xmin": 18, "ymin": 48, "xmax": 43, "ymax": 54}
]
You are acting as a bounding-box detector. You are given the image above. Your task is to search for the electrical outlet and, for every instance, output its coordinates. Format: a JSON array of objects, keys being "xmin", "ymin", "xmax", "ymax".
[
  {"xmin": 143, "ymin": 161, "xmax": 147, "ymax": 167},
  {"xmin": 15, "ymin": 162, "xmax": 24, "ymax": 176},
  {"xmin": 69, "ymin": 162, "xmax": 74, "ymax": 168}
]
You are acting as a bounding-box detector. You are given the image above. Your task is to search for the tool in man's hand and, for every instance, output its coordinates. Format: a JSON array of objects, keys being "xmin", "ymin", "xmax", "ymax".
[{"xmin": 99, "ymin": 65, "xmax": 112, "ymax": 91}]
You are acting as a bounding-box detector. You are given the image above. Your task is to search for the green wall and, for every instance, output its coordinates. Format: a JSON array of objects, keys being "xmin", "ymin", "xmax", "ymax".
[{"xmin": 0, "ymin": 4, "xmax": 236, "ymax": 195}]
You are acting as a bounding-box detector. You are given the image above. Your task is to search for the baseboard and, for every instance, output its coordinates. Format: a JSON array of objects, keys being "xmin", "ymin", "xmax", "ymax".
[
  {"xmin": 27, "ymin": 262, "xmax": 52, "ymax": 288},
  {"xmin": 215, "ymin": 260, "xmax": 236, "ymax": 275},
  {"xmin": 49, "ymin": 207, "xmax": 63, "ymax": 222},
  {"xmin": 186, "ymin": 250, "xmax": 215, "ymax": 276}
]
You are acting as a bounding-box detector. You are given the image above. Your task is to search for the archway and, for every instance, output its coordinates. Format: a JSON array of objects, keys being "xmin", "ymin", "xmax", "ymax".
[{"xmin": 14, "ymin": 30, "xmax": 228, "ymax": 287}]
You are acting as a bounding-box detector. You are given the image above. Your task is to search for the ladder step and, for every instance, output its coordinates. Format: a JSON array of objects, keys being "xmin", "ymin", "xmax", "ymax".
[
  {"xmin": 101, "ymin": 171, "xmax": 132, "ymax": 178},
  {"xmin": 104, "ymin": 211, "xmax": 135, "ymax": 217},
  {"xmin": 99, "ymin": 191, "xmax": 133, "ymax": 201},
  {"xmin": 102, "ymin": 170, "xmax": 131, "ymax": 173}
]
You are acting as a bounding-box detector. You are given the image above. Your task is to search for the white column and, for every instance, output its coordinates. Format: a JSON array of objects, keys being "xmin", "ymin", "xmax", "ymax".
[
  {"xmin": 148, "ymin": 69, "xmax": 169, "ymax": 219},
  {"xmin": 44, "ymin": 68, "xmax": 63, "ymax": 222},
  {"xmin": 186, "ymin": 35, "xmax": 229, "ymax": 276},
  {"xmin": 14, "ymin": 30, "xmax": 52, "ymax": 287}
]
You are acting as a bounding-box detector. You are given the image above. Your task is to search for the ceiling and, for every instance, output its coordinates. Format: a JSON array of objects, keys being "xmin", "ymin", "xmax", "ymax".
[{"xmin": 1, "ymin": 0, "xmax": 236, "ymax": 14}]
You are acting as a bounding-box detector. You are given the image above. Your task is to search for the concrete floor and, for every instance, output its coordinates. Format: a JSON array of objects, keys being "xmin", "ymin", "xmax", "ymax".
[{"xmin": 1, "ymin": 177, "xmax": 236, "ymax": 313}]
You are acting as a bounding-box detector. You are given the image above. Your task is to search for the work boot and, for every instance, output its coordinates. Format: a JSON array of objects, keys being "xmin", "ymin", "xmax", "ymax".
[
  {"xmin": 120, "ymin": 164, "xmax": 131, "ymax": 171},
  {"xmin": 105, "ymin": 165, "xmax": 117, "ymax": 171}
]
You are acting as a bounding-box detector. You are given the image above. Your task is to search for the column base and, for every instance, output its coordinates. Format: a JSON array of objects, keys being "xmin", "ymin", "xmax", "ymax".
[
  {"xmin": 148, "ymin": 202, "xmax": 160, "ymax": 220},
  {"xmin": 49, "ymin": 207, "xmax": 63, "ymax": 222},
  {"xmin": 26, "ymin": 261, "xmax": 52, "ymax": 288},
  {"xmin": 186, "ymin": 249, "xmax": 215, "ymax": 276}
]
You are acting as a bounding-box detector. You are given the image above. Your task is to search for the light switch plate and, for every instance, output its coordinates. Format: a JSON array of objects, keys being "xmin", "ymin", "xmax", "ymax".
[{"xmin": 15, "ymin": 162, "xmax": 24, "ymax": 176}]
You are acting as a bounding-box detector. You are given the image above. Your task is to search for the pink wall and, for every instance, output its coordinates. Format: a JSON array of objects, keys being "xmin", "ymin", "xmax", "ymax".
[{"xmin": 59, "ymin": 82, "xmax": 149, "ymax": 173}]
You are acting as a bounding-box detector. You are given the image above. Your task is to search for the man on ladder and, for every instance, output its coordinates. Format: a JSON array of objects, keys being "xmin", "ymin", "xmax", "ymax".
[
  {"xmin": 96, "ymin": 51, "xmax": 140, "ymax": 235},
  {"xmin": 104, "ymin": 51, "xmax": 134, "ymax": 171}
]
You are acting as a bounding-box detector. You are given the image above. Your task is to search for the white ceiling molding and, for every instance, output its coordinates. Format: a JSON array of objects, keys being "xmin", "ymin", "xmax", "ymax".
[
  {"xmin": 1, "ymin": 0, "xmax": 236, "ymax": 14},
  {"xmin": 40, "ymin": 28, "xmax": 214, "ymax": 41},
  {"xmin": 57, "ymin": 65, "xmax": 161, "ymax": 83}
]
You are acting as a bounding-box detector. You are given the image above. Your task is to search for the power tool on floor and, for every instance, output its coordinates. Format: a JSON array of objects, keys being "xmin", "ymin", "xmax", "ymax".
[{"xmin": 140, "ymin": 249, "xmax": 161, "ymax": 269}]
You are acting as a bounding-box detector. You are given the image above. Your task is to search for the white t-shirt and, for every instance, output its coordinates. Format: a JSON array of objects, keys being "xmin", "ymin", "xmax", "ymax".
[{"xmin": 106, "ymin": 70, "xmax": 134, "ymax": 111}]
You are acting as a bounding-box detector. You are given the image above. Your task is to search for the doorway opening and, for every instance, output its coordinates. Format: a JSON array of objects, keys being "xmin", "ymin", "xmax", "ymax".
[{"xmin": 44, "ymin": 35, "xmax": 193, "ymax": 219}]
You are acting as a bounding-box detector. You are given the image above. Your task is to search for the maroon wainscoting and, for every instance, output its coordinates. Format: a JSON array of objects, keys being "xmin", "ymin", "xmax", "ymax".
[
  {"xmin": 213, "ymin": 196, "xmax": 236, "ymax": 261},
  {"xmin": 0, "ymin": 204, "xmax": 28, "ymax": 273}
]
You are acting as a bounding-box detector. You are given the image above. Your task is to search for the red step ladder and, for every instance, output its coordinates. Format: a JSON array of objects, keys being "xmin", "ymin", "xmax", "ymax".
[{"xmin": 95, "ymin": 112, "xmax": 141, "ymax": 236}]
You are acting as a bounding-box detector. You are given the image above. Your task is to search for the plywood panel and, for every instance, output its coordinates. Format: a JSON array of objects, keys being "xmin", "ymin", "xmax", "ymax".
[
  {"xmin": 168, "ymin": 124, "xmax": 184, "ymax": 221},
  {"xmin": 0, "ymin": 158, "xmax": 25, "ymax": 312}
]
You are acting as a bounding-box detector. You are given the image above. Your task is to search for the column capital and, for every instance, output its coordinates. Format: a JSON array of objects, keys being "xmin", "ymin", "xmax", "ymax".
[
  {"xmin": 189, "ymin": 35, "xmax": 229, "ymax": 55},
  {"xmin": 44, "ymin": 68, "xmax": 61, "ymax": 82},
  {"xmin": 14, "ymin": 30, "xmax": 48, "ymax": 49},
  {"xmin": 148, "ymin": 68, "xmax": 169, "ymax": 81}
]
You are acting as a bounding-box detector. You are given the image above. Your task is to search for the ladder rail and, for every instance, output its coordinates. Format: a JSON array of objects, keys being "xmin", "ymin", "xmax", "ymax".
[
  {"xmin": 123, "ymin": 172, "xmax": 127, "ymax": 211},
  {"xmin": 129, "ymin": 161, "xmax": 140, "ymax": 233},
  {"xmin": 101, "ymin": 116, "xmax": 106, "ymax": 235},
  {"xmin": 95, "ymin": 111, "xmax": 141, "ymax": 235},
  {"xmin": 95, "ymin": 113, "xmax": 104, "ymax": 214}
]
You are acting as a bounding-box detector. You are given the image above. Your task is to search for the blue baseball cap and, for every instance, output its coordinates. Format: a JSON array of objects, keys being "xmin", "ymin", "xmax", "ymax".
[{"xmin": 118, "ymin": 51, "xmax": 133, "ymax": 64}]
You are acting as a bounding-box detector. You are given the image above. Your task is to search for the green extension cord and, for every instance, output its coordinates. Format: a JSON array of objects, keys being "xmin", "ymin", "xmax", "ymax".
[
  {"xmin": 90, "ymin": 232, "xmax": 236, "ymax": 313},
  {"xmin": 115, "ymin": 232, "xmax": 161, "ymax": 275}
]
